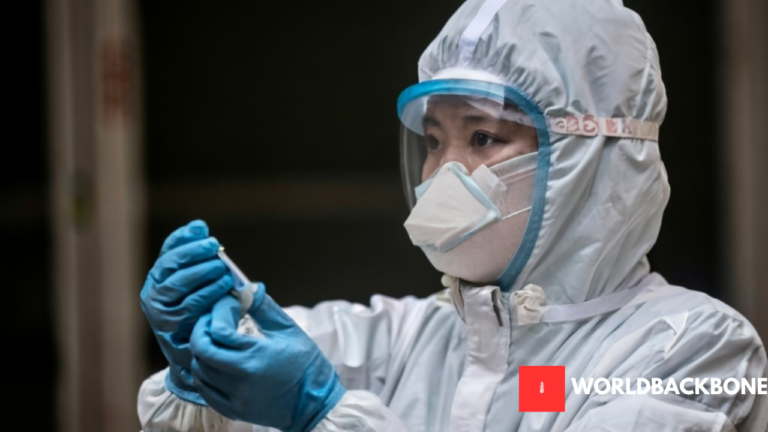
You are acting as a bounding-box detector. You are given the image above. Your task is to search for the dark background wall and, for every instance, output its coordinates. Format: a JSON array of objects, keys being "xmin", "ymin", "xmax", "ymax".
[
  {"xmin": 5, "ymin": 0, "xmax": 720, "ymax": 428},
  {"xmin": 4, "ymin": 1, "xmax": 54, "ymax": 430}
]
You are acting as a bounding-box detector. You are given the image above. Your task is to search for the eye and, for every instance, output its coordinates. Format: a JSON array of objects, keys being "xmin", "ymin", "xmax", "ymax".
[
  {"xmin": 473, "ymin": 132, "xmax": 496, "ymax": 148},
  {"xmin": 425, "ymin": 135, "xmax": 440, "ymax": 151}
]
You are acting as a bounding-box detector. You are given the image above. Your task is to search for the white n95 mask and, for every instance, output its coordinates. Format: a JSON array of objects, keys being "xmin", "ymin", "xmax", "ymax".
[
  {"xmin": 404, "ymin": 152, "xmax": 537, "ymax": 283},
  {"xmin": 405, "ymin": 161, "xmax": 505, "ymax": 253}
]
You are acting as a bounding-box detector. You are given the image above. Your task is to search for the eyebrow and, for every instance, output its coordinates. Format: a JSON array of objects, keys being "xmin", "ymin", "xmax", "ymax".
[
  {"xmin": 462, "ymin": 114, "xmax": 489, "ymax": 125},
  {"xmin": 422, "ymin": 115, "xmax": 441, "ymax": 129}
]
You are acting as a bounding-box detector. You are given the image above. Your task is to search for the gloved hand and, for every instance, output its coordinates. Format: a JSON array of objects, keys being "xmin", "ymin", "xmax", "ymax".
[
  {"xmin": 189, "ymin": 284, "xmax": 346, "ymax": 432},
  {"xmin": 140, "ymin": 220, "xmax": 234, "ymax": 405}
]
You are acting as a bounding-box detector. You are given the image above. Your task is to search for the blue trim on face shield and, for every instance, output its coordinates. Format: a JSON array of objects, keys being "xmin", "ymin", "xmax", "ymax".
[
  {"xmin": 496, "ymin": 109, "xmax": 550, "ymax": 291},
  {"xmin": 397, "ymin": 79, "xmax": 551, "ymax": 292},
  {"xmin": 398, "ymin": 79, "xmax": 507, "ymax": 129}
]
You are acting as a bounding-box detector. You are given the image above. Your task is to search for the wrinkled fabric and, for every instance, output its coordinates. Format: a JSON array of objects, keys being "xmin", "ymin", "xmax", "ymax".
[{"xmin": 139, "ymin": 278, "xmax": 768, "ymax": 431}]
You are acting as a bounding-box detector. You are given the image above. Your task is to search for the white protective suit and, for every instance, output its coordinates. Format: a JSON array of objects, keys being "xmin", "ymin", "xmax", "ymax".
[{"xmin": 138, "ymin": 0, "xmax": 768, "ymax": 430}]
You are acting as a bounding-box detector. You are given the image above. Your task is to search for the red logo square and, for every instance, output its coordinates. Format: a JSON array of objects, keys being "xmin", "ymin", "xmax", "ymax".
[{"xmin": 519, "ymin": 366, "xmax": 566, "ymax": 412}]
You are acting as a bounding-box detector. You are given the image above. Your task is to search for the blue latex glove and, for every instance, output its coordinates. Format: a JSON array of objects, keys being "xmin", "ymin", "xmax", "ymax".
[
  {"xmin": 140, "ymin": 220, "xmax": 234, "ymax": 405},
  {"xmin": 189, "ymin": 284, "xmax": 346, "ymax": 432}
]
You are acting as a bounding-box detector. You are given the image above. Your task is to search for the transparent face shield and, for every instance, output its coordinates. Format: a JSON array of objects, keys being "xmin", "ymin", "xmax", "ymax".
[
  {"xmin": 399, "ymin": 92, "xmax": 539, "ymax": 210},
  {"xmin": 397, "ymin": 87, "xmax": 541, "ymax": 283},
  {"xmin": 396, "ymin": 78, "xmax": 660, "ymax": 286}
]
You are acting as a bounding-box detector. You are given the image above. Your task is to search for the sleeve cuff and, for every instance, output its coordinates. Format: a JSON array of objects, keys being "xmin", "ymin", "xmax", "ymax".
[{"xmin": 311, "ymin": 390, "xmax": 408, "ymax": 432}]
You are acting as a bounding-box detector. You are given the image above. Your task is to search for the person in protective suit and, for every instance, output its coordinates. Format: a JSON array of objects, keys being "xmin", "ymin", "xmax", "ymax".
[{"xmin": 137, "ymin": 0, "xmax": 768, "ymax": 431}]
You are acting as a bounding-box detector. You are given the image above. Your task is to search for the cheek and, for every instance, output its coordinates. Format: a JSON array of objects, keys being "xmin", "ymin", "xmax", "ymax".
[
  {"xmin": 525, "ymin": 128, "xmax": 540, "ymax": 151},
  {"xmin": 421, "ymin": 158, "xmax": 439, "ymax": 182},
  {"xmin": 484, "ymin": 146, "xmax": 525, "ymax": 167}
]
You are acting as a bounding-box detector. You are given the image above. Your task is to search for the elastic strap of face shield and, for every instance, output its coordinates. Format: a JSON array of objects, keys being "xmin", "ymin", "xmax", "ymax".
[
  {"xmin": 421, "ymin": 77, "xmax": 660, "ymax": 142},
  {"xmin": 547, "ymin": 115, "xmax": 659, "ymax": 141}
]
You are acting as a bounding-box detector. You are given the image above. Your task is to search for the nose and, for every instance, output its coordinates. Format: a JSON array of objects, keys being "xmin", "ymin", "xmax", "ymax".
[
  {"xmin": 440, "ymin": 144, "xmax": 477, "ymax": 172},
  {"xmin": 421, "ymin": 142, "xmax": 480, "ymax": 182}
]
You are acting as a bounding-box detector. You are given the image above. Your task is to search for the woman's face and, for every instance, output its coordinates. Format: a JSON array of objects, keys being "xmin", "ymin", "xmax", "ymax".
[{"xmin": 420, "ymin": 95, "xmax": 538, "ymax": 182}]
